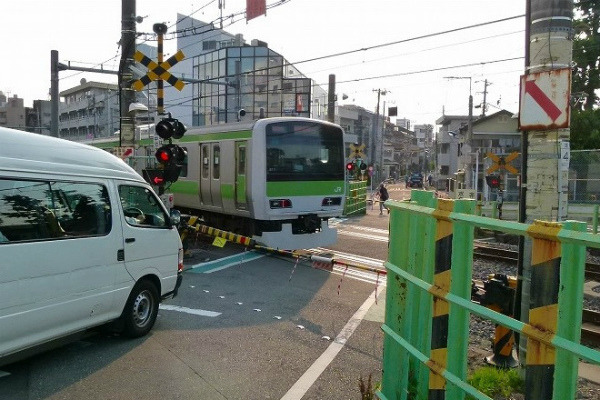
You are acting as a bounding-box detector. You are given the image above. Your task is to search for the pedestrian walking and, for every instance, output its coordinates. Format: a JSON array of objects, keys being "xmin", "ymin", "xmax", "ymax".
[
  {"xmin": 378, "ymin": 183, "xmax": 389, "ymax": 215},
  {"xmin": 427, "ymin": 174, "xmax": 433, "ymax": 188}
]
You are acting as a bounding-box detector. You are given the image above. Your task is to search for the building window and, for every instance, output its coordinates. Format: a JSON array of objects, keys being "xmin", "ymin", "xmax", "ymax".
[{"xmin": 202, "ymin": 40, "xmax": 217, "ymax": 51}]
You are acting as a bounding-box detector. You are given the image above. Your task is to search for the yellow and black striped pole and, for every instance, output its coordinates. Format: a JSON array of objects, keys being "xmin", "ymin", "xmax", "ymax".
[
  {"xmin": 524, "ymin": 221, "xmax": 561, "ymax": 399},
  {"xmin": 482, "ymin": 274, "xmax": 518, "ymax": 368},
  {"xmin": 428, "ymin": 199, "xmax": 454, "ymax": 399},
  {"xmin": 155, "ymin": 23, "xmax": 165, "ymax": 115}
]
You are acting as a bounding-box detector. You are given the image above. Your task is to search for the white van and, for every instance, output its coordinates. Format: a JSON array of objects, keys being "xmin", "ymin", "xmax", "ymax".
[{"xmin": 0, "ymin": 127, "xmax": 183, "ymax": 365}]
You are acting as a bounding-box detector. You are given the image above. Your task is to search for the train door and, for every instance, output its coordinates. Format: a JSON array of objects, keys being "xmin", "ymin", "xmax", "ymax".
[
  {"xmin": 211, "ymin": 143, "xmax": 223, "ymax": 208},
  {"xmin": 200, "ymin": 144, "xmax": 212, "ymax": 206},
  {"xmin": 235, "ymin": 142, "xmax": 247, "ymax": 210}
]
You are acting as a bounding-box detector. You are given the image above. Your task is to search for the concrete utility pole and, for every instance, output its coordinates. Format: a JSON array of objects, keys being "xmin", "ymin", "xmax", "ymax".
[
  {"xmin": 445, "ymin": 76, "xmax": 473, "ymax": 188},
  {"xmin": 50, "ymin": 50, "xmax": 60, "ymax": 137},
  {"xmin": 119, "ymin": 0, "xmax": 137, "ymax": 147},
  {"xmin": 479, "ymin": 79, "xmax": 491, "ymax": 116},
  {"xmin": 372, "ymin": 89, "xmax": 387, "ymax": 182},
  {"xmin": 516, "ymin": 1, "xmax": 574, "ymax": 398},
  {"xmin": 327, "ymin": 74, "xmax": 335, "ymax": 123}
]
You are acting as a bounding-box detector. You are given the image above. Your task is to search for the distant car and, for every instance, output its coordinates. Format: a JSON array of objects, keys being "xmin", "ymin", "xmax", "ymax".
[{"xmin": 406, "ymin": 173, "xmax": 424, "ymax": 188}]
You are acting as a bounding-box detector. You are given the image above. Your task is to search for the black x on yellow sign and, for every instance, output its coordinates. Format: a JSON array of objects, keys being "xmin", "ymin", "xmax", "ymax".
[
  {"xmin": 487, "ymin": 151, "xmax": 519, "ymax": 174},
  {"xmin": 349, "ymin": 143, "xmax": 366, "ymax": 159},
  {"xmin": 132, "ymin": 50, "xmax": 185, "ymax": 91}
]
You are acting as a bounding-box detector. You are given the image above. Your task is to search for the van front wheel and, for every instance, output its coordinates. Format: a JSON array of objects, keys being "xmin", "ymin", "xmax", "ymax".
[{"xmin": 122, "ymin": 280, "xmax": 159, "ymax": 338}]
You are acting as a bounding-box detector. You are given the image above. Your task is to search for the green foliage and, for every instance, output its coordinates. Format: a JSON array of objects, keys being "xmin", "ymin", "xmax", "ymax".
[
  {"xmin": 570, "ymin": 108, "xmax": 600, "ymax": 150},
  {"xmin": 572, "ymin": 0, "xmax": 600, "ymax": 110},
  {"xmin": 467, "ymin": 366, "xmax": 524, "ymax": 399}
]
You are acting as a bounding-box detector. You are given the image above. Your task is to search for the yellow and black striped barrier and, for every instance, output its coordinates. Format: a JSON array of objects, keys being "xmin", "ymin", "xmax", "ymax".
[
  {"xmin": 180, "ymin": 218, "xmax": 386, "ymax": 277},
  {"xmin": 428, "ymin": 199, "xmax": 454, "ymax": 399},
  {"xmin": 524, "ymin": 221, "xmax": 562, "ymax": 399},
  {"xmin": 481, "ymin": 274, "xmax": 519, "ymax": 368}
]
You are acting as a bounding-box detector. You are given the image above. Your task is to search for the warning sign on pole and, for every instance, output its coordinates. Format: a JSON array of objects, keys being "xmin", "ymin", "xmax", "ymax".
[{"xmin": 518, "ymin": 68, "xmax": 571, "ymax": 131}]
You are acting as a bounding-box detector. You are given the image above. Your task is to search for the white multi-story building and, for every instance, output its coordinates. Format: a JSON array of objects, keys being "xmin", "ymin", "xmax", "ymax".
[
  {"xmin": 162, "ymin": 14, "xmax": 327, "ymax": 126},
  {"xmin": 58, "ymin": 81, "xmax": 120, "ymax": 141}
]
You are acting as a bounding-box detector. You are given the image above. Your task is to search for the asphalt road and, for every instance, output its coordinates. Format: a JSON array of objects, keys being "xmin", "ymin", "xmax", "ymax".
[
  {"xmin": 0, "ymin": 186, "xmax": 420, "ymax": 400},
  {"xmin": 0, "ymin": 243, "xmax": 385, "ymax": 400}
]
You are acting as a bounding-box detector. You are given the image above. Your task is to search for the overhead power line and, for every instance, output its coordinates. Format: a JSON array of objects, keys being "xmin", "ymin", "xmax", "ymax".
[
  {"xmin": 290, "ymin": 15, "xmax": 525, "ymax": 66},
  {"xmin": 332, "ymin": 57, "xmax": 524, "ymax": 85}
]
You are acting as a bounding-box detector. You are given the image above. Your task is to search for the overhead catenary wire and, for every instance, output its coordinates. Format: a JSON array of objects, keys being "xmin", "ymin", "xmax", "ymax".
[{"xmin": 58, "ymin": 12, "xmax": 532, "ymax": 120}]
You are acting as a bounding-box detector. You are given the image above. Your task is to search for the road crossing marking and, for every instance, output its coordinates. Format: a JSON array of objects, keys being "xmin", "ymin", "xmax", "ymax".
[
  {"xmin": 336, "ymin": 229, "xmax": 388, "ymax": 242},
  {"xmin": 314, "ymin": 247, "xmax": 384, "ymax": 268},
  {"xmin": 331, "ymin": 266, "xmax": 387, "ymax": 286},
  {"xmin": 159, "ymin": 304, "xmax": 221, "ymax": 317},
  {"xmin": 340, "ymin": 225, "xmax": 388, "ymax": 235},
  {"xmin": 187, "ymin": 251, "xmax": 266, "ymax": 273}
]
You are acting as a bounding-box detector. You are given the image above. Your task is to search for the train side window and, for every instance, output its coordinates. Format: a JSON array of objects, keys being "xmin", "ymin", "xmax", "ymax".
[
  {"xmin": 201, "ymin": 145, "xmax": 209, "ymax": 179},
  {"xmin": 213, "ymin": 145, "xmax": 220, "ymax": 179}
]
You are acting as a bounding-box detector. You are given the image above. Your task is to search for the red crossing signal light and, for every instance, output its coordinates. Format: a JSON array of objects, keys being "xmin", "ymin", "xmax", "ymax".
[{"xmin": 486, "ymin": 175, "xmax": 501, "ymax": 189}]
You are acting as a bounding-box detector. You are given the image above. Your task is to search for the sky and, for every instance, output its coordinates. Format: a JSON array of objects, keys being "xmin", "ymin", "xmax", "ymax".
[{"xmin": 2, "ymin": 0, "xmax": 527, "ymax": 128}]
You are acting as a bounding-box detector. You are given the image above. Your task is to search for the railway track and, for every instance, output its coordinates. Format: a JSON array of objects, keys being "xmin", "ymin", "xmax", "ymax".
[
  {"xmin": 473, "ymin": 241, "xmax": 600, "ymax": 346},
  {"xmin": 473, "ymin": 241, "xmax": 600, "ymax": 281}
]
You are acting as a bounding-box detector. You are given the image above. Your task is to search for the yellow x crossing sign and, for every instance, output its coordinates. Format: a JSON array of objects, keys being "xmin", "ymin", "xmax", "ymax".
[
  {"xmin": 487, "ymin": 151, "xmax": 519, "ymax": 174},
  {"xmin": 132, "ymin": 50, "xmax": 185, "ymax": 91},
  {"xmin": 349, "ymin": 143, "xmax": 366, "ymax": 159}
]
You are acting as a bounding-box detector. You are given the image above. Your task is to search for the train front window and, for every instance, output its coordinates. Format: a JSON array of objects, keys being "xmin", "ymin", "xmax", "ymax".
[{"xmin": 266, "ymin": 122, "xmax": 344, "ymax": 181}]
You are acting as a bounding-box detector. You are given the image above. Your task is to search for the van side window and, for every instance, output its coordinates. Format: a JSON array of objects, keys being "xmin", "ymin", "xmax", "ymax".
[
  {"xmin": 0, "ymin": 179, "xmax": 111, "ymax": 243},
  {"xmin": 119, "ymin": 185, "xmax": 169, "ymax": 228},
  {"xmin": 54, "ymin": 182, "xmax": 112, "ymax": 237}
]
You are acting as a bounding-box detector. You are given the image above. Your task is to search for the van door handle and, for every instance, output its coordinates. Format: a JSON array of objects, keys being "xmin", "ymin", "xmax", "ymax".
[{"xmin": 125, "ymin": 238, "xmax": 136, "ymax": 243}]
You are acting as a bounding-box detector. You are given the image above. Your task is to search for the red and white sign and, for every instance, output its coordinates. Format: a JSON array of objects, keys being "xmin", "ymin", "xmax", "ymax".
[
  {"xmin": 117, "ymin": 146, "xmax": 134, "ymax": 160},
  {"xmin": 519, "ymin": 68, "xmax": 571, "ymax": 131},
  {"xmin": 246, "ymin": 0, "xmax": 266, "ymax": 21}
]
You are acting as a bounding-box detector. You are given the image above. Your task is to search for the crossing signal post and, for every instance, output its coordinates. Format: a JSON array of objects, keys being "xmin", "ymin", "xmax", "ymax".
[
  {"xmin": 485, "ymin": 174, "xmax": 503, "ymax": 219},
  {"xmin": 143, "ymin": 115, "xmax": 187, "ymax": 194}
]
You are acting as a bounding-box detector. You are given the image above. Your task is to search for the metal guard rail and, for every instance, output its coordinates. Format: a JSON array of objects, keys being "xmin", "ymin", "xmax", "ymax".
[{"xmin": 378, "ymin": 190, "xmax": 600, "ymax": 400}]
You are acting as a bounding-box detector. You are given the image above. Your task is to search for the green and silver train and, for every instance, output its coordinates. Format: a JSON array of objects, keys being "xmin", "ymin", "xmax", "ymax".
[{"xmin": 89, "ymin": 117, "xmax": 347, "ymax": 249}]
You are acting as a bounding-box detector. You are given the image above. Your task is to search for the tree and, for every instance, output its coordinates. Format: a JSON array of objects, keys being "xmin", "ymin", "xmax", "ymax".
[
  {"xmin": 572, "ymin": 0, "xmax": 600, "ymax": 111},
  {"xmin": 570, "ymin": 108, "xmax": 600, "ymax": 149},
  {"xmin": 571, "ymin": 1, "xmax": 600, "ymax": 150}
]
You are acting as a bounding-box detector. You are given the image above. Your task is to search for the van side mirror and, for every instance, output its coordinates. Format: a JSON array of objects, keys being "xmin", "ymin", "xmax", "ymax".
[{"xmin": 169, "ymin": 209, "xmax": 181, "ymax": 226}]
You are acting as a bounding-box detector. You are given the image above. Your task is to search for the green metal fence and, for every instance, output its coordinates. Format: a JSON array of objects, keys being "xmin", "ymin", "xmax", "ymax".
[
  {"xmin": 344, "ymin": 180, "xmax": 367, "ymax": 216},
  {"xmin": 379, "ymin": 190, "xmax": 600, "ymax": 400}
]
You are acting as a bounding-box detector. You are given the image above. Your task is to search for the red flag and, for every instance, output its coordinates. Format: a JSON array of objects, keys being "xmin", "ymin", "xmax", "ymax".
[{"xmin": 246, "ymin": 0, "xmax": 266, "ymax": 21}]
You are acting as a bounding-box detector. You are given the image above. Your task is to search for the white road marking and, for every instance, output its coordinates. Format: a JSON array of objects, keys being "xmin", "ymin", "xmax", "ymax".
[
  {"xmin": 336, "ymin": 229, "xmax": 388, "ymax": 242},
  {"xmin": 159, "ymin": 304, "xmax": 221, "ymax": 317},
  {"xmin": 313, "ymin": 248, "xmax": 385, "ymax": 268},
  {"xmin": 280, "ymin": 290, "xmax": 377, "ymax": 400},
  {"xmin": 340, "ymin": 225, "xmax": 388, "ymax": 235}
]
